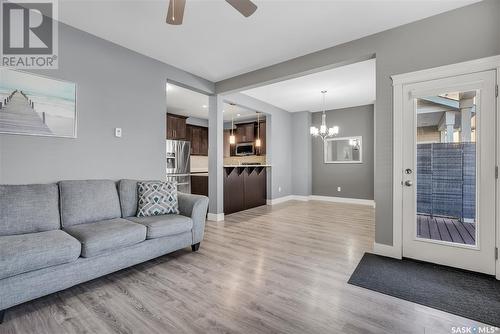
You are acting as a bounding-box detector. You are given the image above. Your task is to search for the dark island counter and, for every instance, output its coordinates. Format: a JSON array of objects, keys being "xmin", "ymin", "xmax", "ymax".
[{"xmin": 223, "ymin": 165, "xmax": 270, "ymax": 215}]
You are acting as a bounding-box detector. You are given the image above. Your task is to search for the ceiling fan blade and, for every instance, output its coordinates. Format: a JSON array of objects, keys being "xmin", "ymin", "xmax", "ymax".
[
  {"xmin": 226, "ymin": 0, "xmax": 257, "ymax": 17},
  {"xmin": 166, "ymin": 0, "xmax": 186, "ymax": 25}
]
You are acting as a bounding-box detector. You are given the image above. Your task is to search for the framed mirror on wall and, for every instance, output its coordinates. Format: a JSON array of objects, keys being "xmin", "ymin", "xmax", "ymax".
[{"xmin": 324, "ymin": 136, "xmax": 362, "ymax": 164}]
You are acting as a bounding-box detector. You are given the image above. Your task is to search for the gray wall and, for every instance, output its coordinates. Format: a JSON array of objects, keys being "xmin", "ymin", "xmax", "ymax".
[
  {"xmin": 208, "ymin": 95, "xmax": 224, "ymax": 215},
  {"xmin": 311, "ymin": 105, "xmax": 374, "ymax": 200},
  {"xmin": 291, "ymin": 111, "xmax": 312, "ymax": 196},
  {"xmin": 0, "ymin": 22, "xmax": 214, "ymax": 184},
  {"xmin": 215, "ymin": 0, "xmax": 500, "ymax": 245},
  {"xmin": 223, "ymin": 93, "xmax": 293, "ymax": 200}
]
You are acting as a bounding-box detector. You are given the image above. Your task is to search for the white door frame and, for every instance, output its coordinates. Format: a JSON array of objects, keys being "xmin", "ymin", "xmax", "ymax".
[{"xmin": 390, "ymin": 55, "xmax": 500, "ymax": 279}]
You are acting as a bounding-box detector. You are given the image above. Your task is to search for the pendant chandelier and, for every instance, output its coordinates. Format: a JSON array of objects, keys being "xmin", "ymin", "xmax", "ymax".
[
  {"xmin": 310, "ymin": 90, "xmax": 339, "ymax": 141},
  {"xmin": 229, "ymin": 103, "xmax": 236, "ymax": 144},
  {"xmin": 229, "ymin": 116, "xmax": 236, "ymax": 145},
  {"xmin": 255, "ymin": 112, "xmax": 261, "ymax": 147}
]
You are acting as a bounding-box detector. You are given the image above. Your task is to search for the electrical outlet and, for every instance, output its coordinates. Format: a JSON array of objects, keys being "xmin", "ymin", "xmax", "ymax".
[
  {"xmin": 337, "ymin": 186, "xmax": 341, "ymax": 192},
  {"xmin": 278, "ymin": 186, "xmax": 282, "ymax": 193},
  {"xmin": 115, "ymin": 128, "xmax": 122, "ymax": 138}
]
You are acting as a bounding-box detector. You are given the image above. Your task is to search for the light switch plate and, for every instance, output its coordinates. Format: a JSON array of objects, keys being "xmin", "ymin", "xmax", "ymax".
[{"xmin": 115, "ymin": 128, "xmax": 122, "ymax": 138}]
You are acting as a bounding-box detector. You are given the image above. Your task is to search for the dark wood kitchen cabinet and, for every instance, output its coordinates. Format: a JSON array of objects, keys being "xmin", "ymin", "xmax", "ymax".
[
  {"xmin": 191, "ymin": 175, "xmax": 208, "ymax": 196},
  {"xmin": 224, "ymin": 166, "xmax": 267, "ymax": 215},
  {"xmin": 166, "ymin": 114, "xmax": 187, "ymax": 140},
  {"xmin": 224, "ymin": 168, "xmax": 246, "ymax": 214},
  {"xmin": 186, "ymin": 124, "xmax": 208, "ymax": 156},
  {"xmin": 243, "ymin": 167, "xmax": 267, "ymax": 209},
  {"xmin": 256, "ymin": 121, "xmax": 266, "ymax": 155},
  {"xmin": 200, "ymin": 127, "xmax": 208, "ymax": 155},
  {"xmin": 188, "ymin": 125, "xmax": 200, "ymax": 154},
  {"xmin": 224, "ymin": 130, "xmax": 230, "ymax": 157},
  {"xmin": 236, "ymin": 122, "xmax": 255, "ymax": 143}
]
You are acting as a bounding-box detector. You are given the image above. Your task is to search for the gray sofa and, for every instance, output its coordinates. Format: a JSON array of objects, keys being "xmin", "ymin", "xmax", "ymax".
[{"xmin": 0, "ymin": 179, "xmax": 209, "ymax": 323}]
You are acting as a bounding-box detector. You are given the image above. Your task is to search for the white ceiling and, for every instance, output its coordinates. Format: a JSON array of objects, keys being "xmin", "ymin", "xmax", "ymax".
[
  {"xmin": 58, "ymin": 0, "xmax": 479, "ymax": 82},
  {"xmin": 224, "ymin": 103, "xmax": 262, "ymax": 122},
  {"xmin": 166, "ymin": 83, "xmax": 259, "ymax": 121},
  {"xmin": 242, "ymin": 59, "xmax": 375, "ymax": 112},
  {"xmin": 166, "ymin": 83, "xmax": 209, "ymax": 118}
]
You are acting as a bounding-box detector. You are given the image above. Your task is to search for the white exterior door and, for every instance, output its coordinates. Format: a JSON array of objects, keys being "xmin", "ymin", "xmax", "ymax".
[{"xmin": 402, "ymin": 70, "xmax": 497, "ymax": 275}]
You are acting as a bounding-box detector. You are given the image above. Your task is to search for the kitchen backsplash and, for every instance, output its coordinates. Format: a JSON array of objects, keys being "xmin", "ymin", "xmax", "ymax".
[
  {"xmin": 224, "ymin": 155, "xmax": 267, "ymax": 165},
  {"xmin": 191, "ymin": 155, "xmax": 267, "ymax": 171},
  {"xmin": 190, "ymin": 155, "xmax": 208, "ymax": 172}
]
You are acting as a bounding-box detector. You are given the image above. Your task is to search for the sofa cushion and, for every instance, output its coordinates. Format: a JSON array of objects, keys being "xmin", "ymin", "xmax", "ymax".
[
  {"xmin": 64, "ymin": 218, "xmax": 146, "ymax": 258},
  {"xmin": 0, "ymin": 230, "xmax": 81, "ymax": 279},
  {"xmin": 0, "ymin": 184, "xmax": 60, "ymax": 236},
  {"xmin": 59, "ymin": 180, "xmax": 122, "ymax": 227},
  {"xmin": 118, "ymin": 179, "xmax": 139, "ymax": 218},
  {"xmin": 127, "ymin": 215, "xmax": 193, "ymax": 239},
  {"xmin": 137, "ymin": 181, "xmax": 179, "ymax": 217}
]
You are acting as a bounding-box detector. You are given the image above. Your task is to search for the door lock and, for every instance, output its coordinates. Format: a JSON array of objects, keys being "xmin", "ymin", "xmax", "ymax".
[
  {"xmin": 404, "ymin": 180, "xmax": 413, "ymax": 187},
  {"xmin": 405, "ymin": 168, "xmax": 413, "ymax": 175}
]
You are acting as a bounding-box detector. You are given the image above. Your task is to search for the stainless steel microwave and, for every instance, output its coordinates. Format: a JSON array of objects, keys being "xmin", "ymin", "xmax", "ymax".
[{"xmin": 235, "ymin": 142, "xmax": 255, "ymax": 156}]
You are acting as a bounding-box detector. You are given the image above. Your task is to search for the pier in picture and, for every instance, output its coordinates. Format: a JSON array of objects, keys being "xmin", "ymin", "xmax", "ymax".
[{"xmin": 0, "ymin": 68, "xmax": 76, "ymax": 138}]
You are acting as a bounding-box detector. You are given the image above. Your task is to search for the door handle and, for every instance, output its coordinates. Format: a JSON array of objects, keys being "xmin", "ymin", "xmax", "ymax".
[{"xmin": 404, "ymin": 180, "xmax": 413, "ymax": 187}]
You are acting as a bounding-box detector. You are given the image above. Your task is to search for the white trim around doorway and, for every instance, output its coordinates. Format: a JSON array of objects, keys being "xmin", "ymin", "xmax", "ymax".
[
  {"xmin": 496, "ymin": 61, "xmax": 500, "ymax": 280},
  {"xmin": 390, "ymin": 55, "xmax": 500, "ymax": 279}
]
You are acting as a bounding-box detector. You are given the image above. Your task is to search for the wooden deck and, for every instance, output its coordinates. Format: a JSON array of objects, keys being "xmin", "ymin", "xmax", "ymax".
[{"xmin": 417, "ymin": 215, "xmax": 476, "ymax": 245}]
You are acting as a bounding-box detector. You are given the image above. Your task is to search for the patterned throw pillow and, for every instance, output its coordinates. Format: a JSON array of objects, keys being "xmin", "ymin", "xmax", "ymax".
[{"xmin": 137, "ymin": 181, "xmax": 179, "ymax": 217}]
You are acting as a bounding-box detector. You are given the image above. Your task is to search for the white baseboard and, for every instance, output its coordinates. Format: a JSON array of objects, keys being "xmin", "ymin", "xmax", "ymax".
[
  {"xmin": 373, "ymin": 242, "xmax": 402, "ymax": 259},
  {"xmin": 308, "ymin": 195, "xmax": 375, "ymax": 207},
  {"xmin": 290, "ymin": 195, "xmax": 309, "ymax": 201},
  {"xmin": 267, "ymin": 194, "xmax": 375, "ymax": 207},
  {"xmin": 266, "ymin": 195, "xmax": 294, "ymax": 205},
  {"xmin": 207, "ymin": 213, "xmax": 225, "ymax": 222}
]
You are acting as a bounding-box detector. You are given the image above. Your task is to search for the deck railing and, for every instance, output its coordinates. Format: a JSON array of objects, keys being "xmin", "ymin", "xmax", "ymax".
[{"xmin": 417, "ymin": 142, "xmax": 475, "ymax": 221}]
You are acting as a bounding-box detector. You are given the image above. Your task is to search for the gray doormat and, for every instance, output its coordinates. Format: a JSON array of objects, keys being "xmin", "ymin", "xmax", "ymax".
[{"xmin": 348, "ymin": 253, "xmax": 500, "ymax": 327}]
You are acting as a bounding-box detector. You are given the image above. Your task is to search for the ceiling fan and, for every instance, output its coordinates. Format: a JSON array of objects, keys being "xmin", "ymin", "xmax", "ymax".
[{"xmin": 166, "ymin": 0, "xmax": 258, "ymax": 25}]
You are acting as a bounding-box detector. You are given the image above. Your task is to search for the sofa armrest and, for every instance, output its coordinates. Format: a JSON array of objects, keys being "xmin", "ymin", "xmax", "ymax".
[{"xmin": 177, "ymin": 193, "xmax": 209, "ymax": 244}]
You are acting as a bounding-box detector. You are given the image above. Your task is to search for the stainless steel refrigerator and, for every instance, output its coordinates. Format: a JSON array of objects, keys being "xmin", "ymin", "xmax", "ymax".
[{"xmin": 166, "ymin": 140, "xmax": 191, "ymax": 193}]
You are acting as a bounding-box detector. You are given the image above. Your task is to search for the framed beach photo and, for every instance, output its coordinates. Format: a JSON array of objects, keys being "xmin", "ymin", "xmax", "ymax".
[{"xmin": 0, "ymin": 68, "xmax": 77, "ymax": 138}]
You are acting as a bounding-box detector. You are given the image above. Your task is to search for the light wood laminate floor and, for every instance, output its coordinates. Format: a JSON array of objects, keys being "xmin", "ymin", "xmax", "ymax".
[{"xmin": 2, "ymin": 201, "xmax": 487, "ymax": 334}]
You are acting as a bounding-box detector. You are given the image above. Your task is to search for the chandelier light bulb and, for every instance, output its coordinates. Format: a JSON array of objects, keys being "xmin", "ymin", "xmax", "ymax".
[{"xmin": 309, "ymin": 91, "xmax": 339, "ymax": 141}]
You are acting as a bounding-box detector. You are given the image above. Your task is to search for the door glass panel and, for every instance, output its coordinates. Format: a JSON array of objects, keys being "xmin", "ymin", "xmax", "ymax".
[{"xmin": 415, "ymin": 91, "xmax": 477, "ymax": 246}]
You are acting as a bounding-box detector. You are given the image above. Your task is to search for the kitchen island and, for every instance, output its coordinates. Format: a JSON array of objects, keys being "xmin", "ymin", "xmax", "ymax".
[
  {"xmin": 223, "ymin": 165, "xmax": 270, "ymax": 215},
  {"xmin": 190, "ymin": 172, "xmax": 208, "ymax": 196}
]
